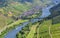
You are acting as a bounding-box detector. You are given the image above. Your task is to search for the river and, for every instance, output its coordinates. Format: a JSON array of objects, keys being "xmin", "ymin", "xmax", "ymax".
[{"xmin": 4, "ymin": 0, "xmax": 60, "ymax": 38}]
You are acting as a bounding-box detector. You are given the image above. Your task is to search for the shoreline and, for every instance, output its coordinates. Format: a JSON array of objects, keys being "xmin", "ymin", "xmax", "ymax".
[{"xmin": 0, "ymin": 19, "xmax": 28, "ymax": 38}]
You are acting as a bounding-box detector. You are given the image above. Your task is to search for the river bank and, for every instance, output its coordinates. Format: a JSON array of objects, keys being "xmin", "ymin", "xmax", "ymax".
[
  {"xmin": 0, "ymin": 19, "xmax": 28, "ymax": 38},
  {"xmin": 4, "ymin": 5, "xmax": 53, "ymax": 38},
  {"xmin": 0, "ymin": 0, "xmax": 59, "ymax": 38}
]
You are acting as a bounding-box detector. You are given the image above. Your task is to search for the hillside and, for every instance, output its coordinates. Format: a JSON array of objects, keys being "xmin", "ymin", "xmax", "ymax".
[
  {"xmin": 50, "ymin": 3, "xmax": 60, "ymax": 17},
  {"xmin": 50, "ymin": 3, "xmax": 60, "ymax": 24},
  {"xmin": 16, "ymin": 20, "xmax": 60, "ymax": 38},
  {"xmin": 16, "ymin": 2, "xmax": 60, "ymax": 38},
  {"xmin": 0, "ymin": 0, "xmax": 42, "ymax": 37},
  {"xmin": 0, "ymin": 0, "xmax": 32, "ymax": 30},
  {"xmin": 0, "ymin": 0, "xmax": 60, "ymax": 38}
]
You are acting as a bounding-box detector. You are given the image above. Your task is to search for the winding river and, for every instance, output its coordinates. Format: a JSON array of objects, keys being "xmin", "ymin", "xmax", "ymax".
[{"xmin": 4, "ymin": 0, "xmax": 60, "ymax": 38}]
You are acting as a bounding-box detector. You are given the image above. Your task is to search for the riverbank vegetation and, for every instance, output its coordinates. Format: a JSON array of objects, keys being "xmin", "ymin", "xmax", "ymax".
[
  {"xmin": 0, "ymin": 19, "xmax": 28, "ymax": 38},
  {"xmin": 0, "ymin": 0, "xmax": 32, "ymax": 33},
  {"xmin": 0, "ymin": 1, "xmax": 32, "ymax": 37}
]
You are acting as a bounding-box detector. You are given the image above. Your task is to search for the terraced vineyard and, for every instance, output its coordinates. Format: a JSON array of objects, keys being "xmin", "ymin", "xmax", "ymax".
[
  {"xmin": 16, "ymin": 20, "xmax": 60, "ymax": 38},
  {"xmin": 0, "ymin": 0, "xmax": 60, "ymax": 38}
]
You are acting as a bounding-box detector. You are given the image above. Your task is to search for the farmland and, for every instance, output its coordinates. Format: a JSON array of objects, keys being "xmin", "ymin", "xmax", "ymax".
[
  {"xmin": 0, "ymin": 0, "xmax": 60, "ymax": 38},
  {"xmin": 16, "ymin": 20, "xmax": 60, "ymax": 38}
]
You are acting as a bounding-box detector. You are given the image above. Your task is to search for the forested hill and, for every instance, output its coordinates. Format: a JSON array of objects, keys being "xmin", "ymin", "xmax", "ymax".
[
  {"xmin": 50, "ymin": 3, "xmax": 60, "ymax": 17},
  {"xmin": 50, "ymin": 3, "xmax": 60, "ymax": 24}
]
